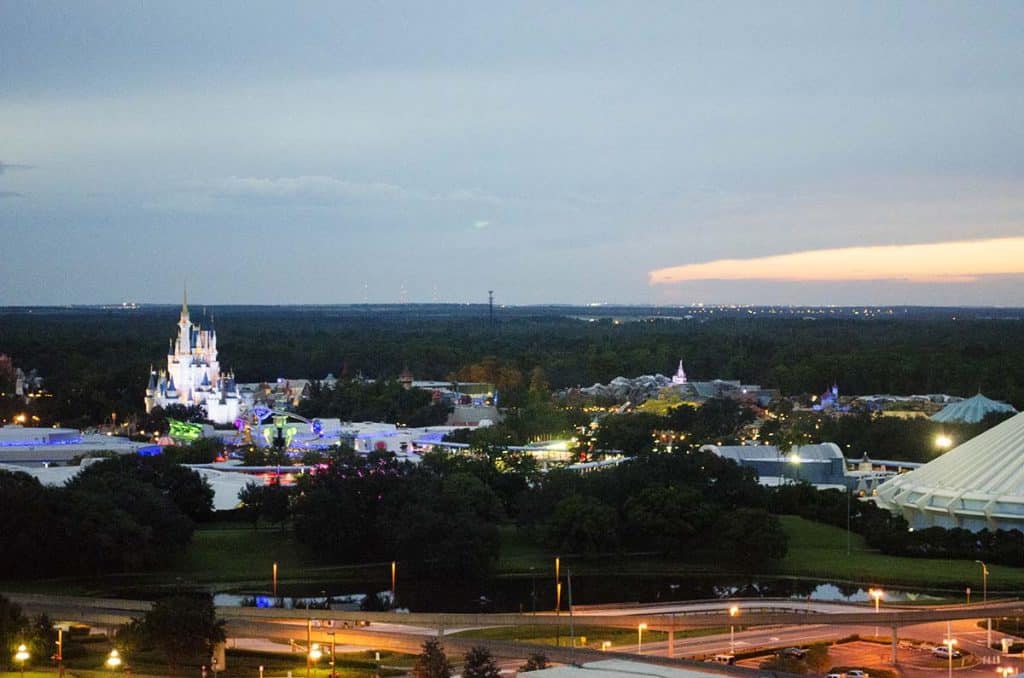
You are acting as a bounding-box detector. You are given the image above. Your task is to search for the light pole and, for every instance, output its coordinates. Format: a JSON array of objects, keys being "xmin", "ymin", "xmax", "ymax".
[
  {"xmin": 273, "ymin": 561, "xmax": 278, "ymax": 597},
  {"xmin": 977, "ymin": 560, "xmax": 992, "ymax": 648},
  {"xmin": 729, "ymin": 605, "xmax": 739, "ymax": 655},
  {"xmin": 976, "ymin": 560, "xmax": 989, "ymax": 602},
  {"xmin": 308, "ymin": 643, "xmax": 322, "ymax": 678},
  {"xmin": 869, "ymin": 588, "xmax": 883, "ymax": 636},
  {"xmin": 106, "ymin": 649, "xmax": 123, "ymax": 674},
  {"xmin": 327, "ymin": 631, "xmax": 336, "ymax": 678},
  {"xmin": 14, "ymin": 643, "xmax": 29, "ymax": 678},
  {"xmin": 943, "ymin": 638, "xmax": 957, "ymax": 678},
  {"xmin": 637, "ymin": 623, "xmax": 647, "ymax": 655}
]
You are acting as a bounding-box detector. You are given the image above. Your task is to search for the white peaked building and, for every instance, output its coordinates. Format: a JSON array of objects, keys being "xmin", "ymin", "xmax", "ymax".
[
  {"xmin": 875, "ymin": 411, "xmax": 1024, "ymax": 531},
  {"xmin": 672, "ymin": 359, "xmax": 688, "ymax": 385},
  {"xmin": 144, "ymin": 295, "xmax": 241, "ymax": 424}
]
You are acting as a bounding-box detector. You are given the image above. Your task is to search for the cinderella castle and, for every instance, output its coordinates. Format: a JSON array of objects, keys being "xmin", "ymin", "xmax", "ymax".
[{"xmin": 144, "ymin": 293, "xmax": 241, "ymax": 424}]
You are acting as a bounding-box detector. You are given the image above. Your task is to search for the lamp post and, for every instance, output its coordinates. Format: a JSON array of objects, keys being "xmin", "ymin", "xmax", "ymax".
[
  {"xmin": 869, "ymin": 588, "xmax": 883, "ymax": 636},
  {"xmin": 788, "ymin": 451, "xmax": 801, "ymax": 483},
  {"xmin": 106, "ymin": 649, "xmax": 123, "ymax": 674},
  {"xmin": 273, "ymin": 561, "xmax": 278, "ymax": 597},
  {"xmin": 308, "ymin": 643, "xmax": 322, "ymax": 678},
  {"xmin": 14, "ymin": 643, "xmax": 29, "ymax": 678},
  {"xmin": 996, "ymin": 667, "xmax": 1014, "ymax": 677},
  {"xmin": 729, "ymin": 605, "xmax": 739, "ymax": 655},
  {"xmin": 976, "ymin": 560, "xmax": 989, "ymax": 602},
  {"xmin": 554, "ymin": 556, "xmax": 560, "ymax": 612},
  {"xmin": 943, "ymin": 638, "xmax": 957, "ymax": 678},
  {"xmin": 327, "ymin": 631, "xmax": 336, "ymax": 678},
  {"xmin": 977, "ymin": 560, "xmax": 992, "ymax": 647},
  {"xmin": 637, "ymin": 623, "xmax": 647, "ymax": 655},
  {"xmin": 601, "ymin": 641, "xmax": 611, "ymax": 652}
]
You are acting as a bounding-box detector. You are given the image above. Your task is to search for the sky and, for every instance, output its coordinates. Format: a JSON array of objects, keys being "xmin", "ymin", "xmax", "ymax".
[{"xmin": 1, "ymin": 1, "xmax": 1023, "ymax": 306}]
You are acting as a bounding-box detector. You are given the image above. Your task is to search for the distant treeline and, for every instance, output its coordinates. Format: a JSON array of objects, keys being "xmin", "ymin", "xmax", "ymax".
[{"xmin": 1, "ymin": 307, "xmax": 1023, "ymax": 426}]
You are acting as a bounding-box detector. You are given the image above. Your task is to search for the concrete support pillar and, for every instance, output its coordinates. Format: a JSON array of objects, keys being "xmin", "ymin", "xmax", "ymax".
[
  {"xmin": 667, "ymin": 629, "xmax": 674, "ymax": 658},
  {"xmin": 891, "ymin": 624, "xmax": 898, "ymax": 665}
]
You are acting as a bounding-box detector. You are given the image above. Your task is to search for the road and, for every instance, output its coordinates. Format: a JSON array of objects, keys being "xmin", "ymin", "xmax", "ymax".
[{"xmin": 9, "ymin": 591, "xmax": 1024, "ymax": 677}]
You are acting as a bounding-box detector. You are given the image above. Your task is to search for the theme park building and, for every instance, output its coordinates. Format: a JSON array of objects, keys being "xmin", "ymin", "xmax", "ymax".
[{"xmin": 144, "ymin": 295, "xmax": 241, "ymax": 424}]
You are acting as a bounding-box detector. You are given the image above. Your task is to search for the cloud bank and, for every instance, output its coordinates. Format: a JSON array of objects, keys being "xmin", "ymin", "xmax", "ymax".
[{"xmin": 649, "ymin": 237, "xmax": 1024, "ymax": 285}]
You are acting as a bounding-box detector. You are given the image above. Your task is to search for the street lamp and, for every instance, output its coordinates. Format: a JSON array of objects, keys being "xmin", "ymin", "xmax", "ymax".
[
  {"xmin": 869, "ymin": 588, "xmax": 883, "ymax": 636},
  {"xmin": 327, "ymin": 631, "xmax": 336, "ymax": 678},
  {"xmin": 935, "ymin": 434, "xmax": 953, "ymax": 450},
  {"xmin": 996, "ymin": 667, "xmax": 1015, "ymax": 677},
  {"xmin": 308, "ymin": 643, "xmax": 322, "ymax": 678},
  {"xmin": 601, "ymin": 641, "xmax": 612, "ymax": 652},
  {"xmin": 106, "ymin": 649, "xmax": 123, "ymax": 672},
  {"xmin": 729, "ymin": 605, "xmax": 740, "ymax": 655},
  {"xmin": 637, "ymin": 623, "xmax": 647, "ymax": 655},
  {"xmin": 14, "ymin": 643, "xmax": 29, "ymax": 678},
  {"xmin": 943, "ymin": 638, "xmax": 957, "ymax": 678},
  {"xmin": 975, "ymin": 560, "xmax": 989, "ymax": 602},
  {"xmin": 788, "ymin": 452, "xmax": 801, "ymax": 483}
]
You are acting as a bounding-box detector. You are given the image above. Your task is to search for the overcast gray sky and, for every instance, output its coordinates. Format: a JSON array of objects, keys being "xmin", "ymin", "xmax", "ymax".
[{"xmin": 2, "ymin": 1, "xmax": 1023, "ymax": 306}]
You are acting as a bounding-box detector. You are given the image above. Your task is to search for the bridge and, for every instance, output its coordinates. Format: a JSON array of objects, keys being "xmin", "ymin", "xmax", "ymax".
[{"xmin": 8, "ymin": 593, "xmax": 1020, "ymax": 672}]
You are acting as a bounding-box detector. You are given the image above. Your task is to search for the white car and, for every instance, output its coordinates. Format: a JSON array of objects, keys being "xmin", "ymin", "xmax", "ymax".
[
  {"xmin": 845, "ymin": 671, "xmax": 869, "ymax": 678},
  {"xmin": 932, "ymin": 646, "xmax": 963, "ymax": 659}
]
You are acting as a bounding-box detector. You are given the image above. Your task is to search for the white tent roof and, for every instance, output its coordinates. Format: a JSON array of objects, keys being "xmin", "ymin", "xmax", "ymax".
[
  {"xmin": 876, "ymin": 411, "xmax": 1024, "ymax": 530},
  {"xmin": 930, "ymin": 393, "xmax": 1016, "ymax": 424}
]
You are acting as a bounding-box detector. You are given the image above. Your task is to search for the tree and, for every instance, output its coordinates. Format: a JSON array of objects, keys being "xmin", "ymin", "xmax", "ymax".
[
  {"xmin": 140, "ymin": 594, "xmax": 225, "ymax": 671},
  {"xmin": 519, "ymin": 653, "xmax": 549, "ymax": 672},
  {"xmin": 237, "ymin": 481, "xmax": 266, "ymax": 529},
  {"xmin": 462, "ymin": 647, "xmax": 500, "ymax": 678},
  {"xmin": 71, "ymin": 454, "xmax": 214, "ymax": 522},
  {"xmin": 0, "ymin": 594, "xmax": 28, "ymax": 670},
  {"xmin": 411, "ymin": 639, "xmax": 452, "ymax": 678},
  {"xmin": 713, "ymin": 508, "xmax": 788, "ymax": 563},
  {"xmin": 543, "ymin": 494, "xmax": 619, "ymax": 555}
]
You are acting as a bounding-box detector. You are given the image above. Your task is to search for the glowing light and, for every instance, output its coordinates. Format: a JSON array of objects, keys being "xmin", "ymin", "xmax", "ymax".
[
  {"xmin": 649, "ymin": 237, "xmax": 1024, "ymax": 285},
  {"xmin": 935, "ymin": 434, "xmax": 954, "ymax": 449}
]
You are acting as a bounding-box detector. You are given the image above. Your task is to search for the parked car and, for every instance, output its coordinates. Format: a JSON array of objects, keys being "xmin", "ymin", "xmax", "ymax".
[
  {"xmin": 932, "ymin": 646, "xmax": 963, "ymax": 658},
  {"xmin": 779, "ymin": 647, "xmax": 807, "ymax": 659},
  {"xmin": 825, "ymin": 673, "xmax": 844, "ymax": 678},
  {"xmin": 845, "ymin": 671, "xmax": 869, "ymax": 678},
  {"xmin": 709, "ymin": 653, "xmax": 736, "ymax": 664}
]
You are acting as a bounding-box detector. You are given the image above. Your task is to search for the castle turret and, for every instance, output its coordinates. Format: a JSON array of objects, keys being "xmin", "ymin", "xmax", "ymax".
[{"xmin": 672, "ymin": 359, "xmax": 688, "ymax": 385}]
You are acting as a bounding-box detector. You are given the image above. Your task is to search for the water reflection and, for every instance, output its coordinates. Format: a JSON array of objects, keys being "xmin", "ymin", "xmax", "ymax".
[{"xmin": 216, "ymin": 575, "xmax": 943, "ymax": 613}]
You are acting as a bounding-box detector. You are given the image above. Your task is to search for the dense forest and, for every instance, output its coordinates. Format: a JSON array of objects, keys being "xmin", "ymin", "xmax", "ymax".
[{"xmin": 1, "ymin": 304, "xmax": 1023, "ymax": 427}]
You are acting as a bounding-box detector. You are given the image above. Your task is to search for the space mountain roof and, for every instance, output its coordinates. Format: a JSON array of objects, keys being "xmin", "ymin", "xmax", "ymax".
[
  {"xmin": 930, "ymin": 393, "xmax": 1017, "ymax": 424},
  {"xmin": 876, "ymin": 411, "xmax": 1024, "ymax": 530}
]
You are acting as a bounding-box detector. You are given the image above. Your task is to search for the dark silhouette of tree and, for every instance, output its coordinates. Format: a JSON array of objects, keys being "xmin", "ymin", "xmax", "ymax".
[
  {"xmin": 139, "ymin": 594, "xmax": 225, "ymax": 672},
  {"xmin": 462, "ymin": 646, "xmax": 500, "ymax": 678},
  {"xmin": 519, "ymin": 653, "xmax": 549, "ymax": 672},
  {"xmin": 411, "ymin": 639, "xmax": 452, "ymax": 678}
]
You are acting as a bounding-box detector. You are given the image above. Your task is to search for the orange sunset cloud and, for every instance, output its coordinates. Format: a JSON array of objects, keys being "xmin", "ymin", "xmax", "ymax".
[{"xmin": 649, "ymin": 237, "xmax": 1024, "ymax": 286}]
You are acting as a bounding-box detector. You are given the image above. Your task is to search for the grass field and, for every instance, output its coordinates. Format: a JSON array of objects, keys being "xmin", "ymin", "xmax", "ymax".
[
  {"xmin": 5, "ymin": 515, "xmax": 1024, "ymax": 600},
  {"xmin": 452, "ymin": 623, "xmax": 672, "ymax": 649},
  {"xmin": 774, "ymin": 515, "xmax": 1024, "ymax": 591}
]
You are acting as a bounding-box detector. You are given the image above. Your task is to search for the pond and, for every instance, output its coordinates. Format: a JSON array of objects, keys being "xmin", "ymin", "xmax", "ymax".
[{"xmin": 215, "ymin": 574, "xmax": 945, "ymax": 613}]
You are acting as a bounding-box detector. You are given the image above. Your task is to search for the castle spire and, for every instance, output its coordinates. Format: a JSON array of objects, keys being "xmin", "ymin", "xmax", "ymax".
[{"xmin": 181, "ymin": 284, "xmax": 190, "ymax": 320}]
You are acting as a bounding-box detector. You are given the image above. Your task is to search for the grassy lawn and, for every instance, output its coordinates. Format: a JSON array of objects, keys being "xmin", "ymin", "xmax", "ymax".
[
  {"xmin": 453, "ymin": 623, "xmax": 671, "ymax": 649},
  {"xmin": 775, "ymin": 515, "xmax": 1024, "ymax": 591},
  {"xmin": 52, "ymin": 636, "xmax": 406, "ymax": 678}
]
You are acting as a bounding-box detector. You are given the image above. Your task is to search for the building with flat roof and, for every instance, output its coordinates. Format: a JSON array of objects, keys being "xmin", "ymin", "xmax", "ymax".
[{"xmin": 0, "ymin": 424, "xmax": 150, "ymax": 464}]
